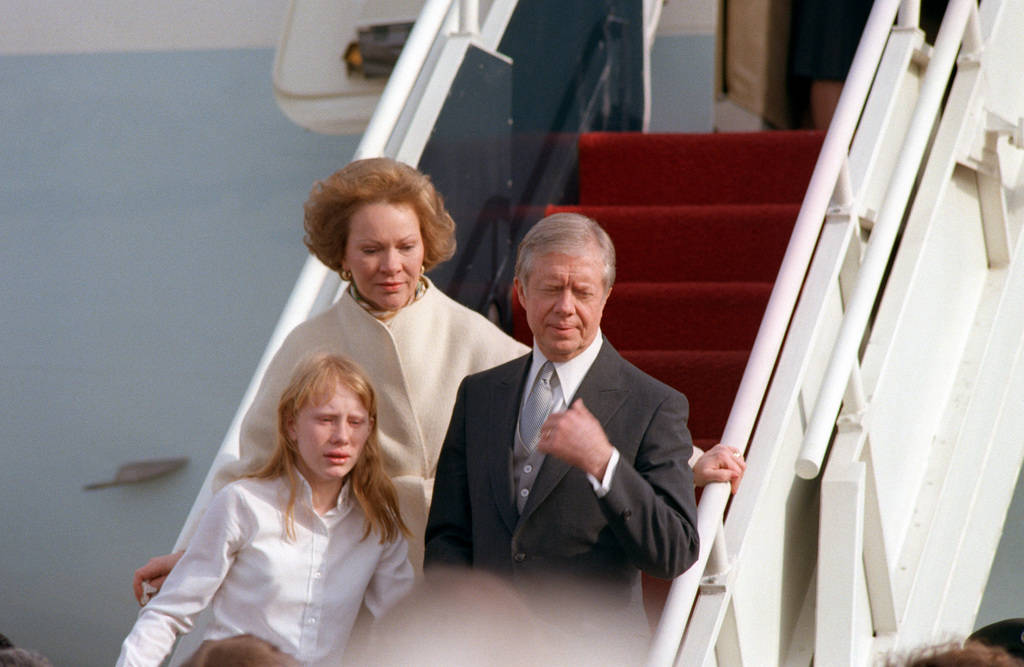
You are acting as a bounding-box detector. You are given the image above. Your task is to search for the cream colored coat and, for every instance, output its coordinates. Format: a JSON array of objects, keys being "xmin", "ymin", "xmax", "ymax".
[{"xmin": 189, "ymin": 280, "xmax": 528, "ymax": 568}]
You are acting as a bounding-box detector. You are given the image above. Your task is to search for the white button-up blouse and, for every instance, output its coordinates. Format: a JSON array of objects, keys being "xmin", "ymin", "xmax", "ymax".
[{"xmin": 117, "ymin": 476, "xmax": 414, "ymax": 666}]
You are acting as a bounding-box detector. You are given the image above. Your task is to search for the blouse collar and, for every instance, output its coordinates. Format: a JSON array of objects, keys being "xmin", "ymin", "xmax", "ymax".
[
  {"xmin": 296, "ymin": 473, "xmax": 353, "ymax": 515},
  {"xmin": 348, "ymin": 276, "xmax": 429, "ymax": 323}
]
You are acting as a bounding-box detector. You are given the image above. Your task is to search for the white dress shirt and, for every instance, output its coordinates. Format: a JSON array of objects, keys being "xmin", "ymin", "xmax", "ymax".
[
  {"xmin": 520, "ymin": 333, "xmax": 620, "ymax": 496},
  {"xmin": 117, "ymin": 476, "xmax": 413, "ymax": 667}
]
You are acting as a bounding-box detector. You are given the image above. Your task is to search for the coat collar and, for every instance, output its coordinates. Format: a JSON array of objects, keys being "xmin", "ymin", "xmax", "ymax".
[{"xmin": 486, "ymin": 354, "xmax": 532, "ymax": 534}]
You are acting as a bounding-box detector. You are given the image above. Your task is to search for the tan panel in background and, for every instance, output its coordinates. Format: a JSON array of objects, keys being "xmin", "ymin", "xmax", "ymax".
[{"xmin": 724, "ymin": 0, "xmax": 794, "ymax": 128}]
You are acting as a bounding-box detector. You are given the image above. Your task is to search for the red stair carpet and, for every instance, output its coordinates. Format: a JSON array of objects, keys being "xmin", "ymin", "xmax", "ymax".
[{"xmin": 512, "ymin": 130, "xmax": 823, "ymax": 624}]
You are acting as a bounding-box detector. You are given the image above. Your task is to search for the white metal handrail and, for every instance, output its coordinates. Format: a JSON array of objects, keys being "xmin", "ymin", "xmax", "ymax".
[
  {"xmin": 457, "ymin": 0, "xmax": 479, "ymax": 35},
  {"xmin": 795, "ymin": 0, "xmax": 982, "ymax": 480},
  {"xmin": 646, "ymin": 0, "xmax": 908, "ymax": 663}
]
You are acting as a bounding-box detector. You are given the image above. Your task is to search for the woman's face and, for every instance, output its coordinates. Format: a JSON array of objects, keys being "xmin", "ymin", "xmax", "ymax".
[
  {"xmin": 342, "ymin": 202, "xmax": 425, "ymax": 311},
  {"xmin": 288, "ymin": 384, "xmax": 370, "ymax": 494}
]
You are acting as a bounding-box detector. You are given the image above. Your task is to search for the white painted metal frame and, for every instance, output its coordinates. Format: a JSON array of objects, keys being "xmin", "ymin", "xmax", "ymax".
[
  {"xmin": 814, "ymin": 1, "xmax": 1024, "ymax": 647},
  {"xmin": 656, "ymin": 0, "xmax": 1024, "ymax": 663},
  {"xmin": 795, "ymin": 0, "xmax": 984, "ymax": 480},
  {"xmin": 647, "ymin": 1, "xmax": 911, "ymax": 663},
  {"xmin": 689, "ymin": 21, "xmax": 929, "ymax": 656},
  {"xmin": 852, "ymin": 1, "xmax": 1024, "ymax": 655}
]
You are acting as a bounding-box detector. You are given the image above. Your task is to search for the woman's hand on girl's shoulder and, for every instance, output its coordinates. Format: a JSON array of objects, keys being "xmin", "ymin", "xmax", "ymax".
[{"xmin": 132, "ymin": 550, "xmax": 185, "ymax": 605}]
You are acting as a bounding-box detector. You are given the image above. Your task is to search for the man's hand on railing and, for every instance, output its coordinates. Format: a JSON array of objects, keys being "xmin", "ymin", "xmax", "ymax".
[{"xmin": 692, "ymin": 444, "xmax": 745, "ymax": 494}]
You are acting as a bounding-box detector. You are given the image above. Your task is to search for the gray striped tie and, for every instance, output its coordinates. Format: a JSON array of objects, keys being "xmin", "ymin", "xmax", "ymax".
[{"xmin": 519, "ymin": 361, "xmax": 558, "ymax": 453}]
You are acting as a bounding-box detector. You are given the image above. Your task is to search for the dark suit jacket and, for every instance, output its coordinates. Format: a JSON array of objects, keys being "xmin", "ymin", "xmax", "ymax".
[{"xmin": 425, "ymin": 341, "xmax": 700, "ymax": 620}]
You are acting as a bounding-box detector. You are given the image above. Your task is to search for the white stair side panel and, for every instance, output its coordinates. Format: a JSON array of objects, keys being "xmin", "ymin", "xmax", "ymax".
[
  {"xmin": 893, "ymin": 259, "xmax": 1007, "ymax": 644},
  {"xmin": 899, "ymin": 223, "xmax": 1024, "ymax": 643},
  {"xmin": 714, "ymin": 25, "xmax": 931, "ymax": 660},
  {"xmin": 781, "ymin": 570, "xmax": 815, "ymax": 667},
  {"xmin": 865, "ymin": 164, "xmax": 989, "ymax": 593},
  {"xmin": 938, "ymin": 337, "xmax": 1024, "ymax": 633},
  {"xmin": 714, "ymin": 222, "xmax": 855, "ymax": 663},
  {"xmin": 977, "ymin": 0, "xmax": 1024, "ymax": 127},
  {"xmin": 858, "ymin": 58, "xmax": 991, "ymax": 567}
]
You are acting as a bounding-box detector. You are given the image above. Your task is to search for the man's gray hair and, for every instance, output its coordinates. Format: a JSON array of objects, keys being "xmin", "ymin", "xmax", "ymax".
[{"xmin": 514, "ymin": 212, "xmax": 616, "ymax": 290}]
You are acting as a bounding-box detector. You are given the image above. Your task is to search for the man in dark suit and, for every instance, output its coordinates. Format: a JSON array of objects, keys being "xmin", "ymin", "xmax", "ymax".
[{"xmin": 425, "ymin": 212, "xmax": 700, "ymax": 643}]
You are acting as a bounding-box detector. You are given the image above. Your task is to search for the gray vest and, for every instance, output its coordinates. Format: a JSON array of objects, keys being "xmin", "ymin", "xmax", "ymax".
[{"xmin": 512, "ymin": 421, "xmax": 548, "ymax": 513}]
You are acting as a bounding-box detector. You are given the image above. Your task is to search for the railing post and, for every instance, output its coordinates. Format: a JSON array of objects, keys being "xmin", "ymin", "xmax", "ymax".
[
  {"xmin": 898, "ymin": 0, "xmax": 921, "ymax": 29},
  {"xmin": 833, "ymin": 158, "xmax": 855, "ymax": 211},
  {"xmin": 962, "ymin": 1, "xmax": 983, "ymax": 55},
  {"xmin": 818, "ymin": 435, "xmax": 868, "ymax": 665},
  {"xmin": 645, "ymin": 483, "xmax": 731, "ymax": 667},
  {"xmin": 705, "ymin": 522, "xmax": 730, "ymax": 575},
  {"xmin": 457, "ymin": 0, "xmax": 479, "ymax": 36}
]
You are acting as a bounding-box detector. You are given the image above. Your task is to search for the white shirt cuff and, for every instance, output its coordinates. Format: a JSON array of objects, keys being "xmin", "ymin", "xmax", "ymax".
[{"xmin": 587, "ymin": 448, "xmax": 619, "ymax": 497}]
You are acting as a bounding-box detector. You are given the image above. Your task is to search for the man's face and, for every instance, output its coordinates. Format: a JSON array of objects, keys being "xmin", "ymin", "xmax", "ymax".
[{"xmin": 514, "ymin": 248, "xmax": 610, "ymax": 362}]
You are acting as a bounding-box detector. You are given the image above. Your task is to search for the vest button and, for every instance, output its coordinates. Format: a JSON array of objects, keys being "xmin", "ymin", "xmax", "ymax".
[{"xmin": 514, "ymin": 552, "xmax": 526, "ymax": 562}]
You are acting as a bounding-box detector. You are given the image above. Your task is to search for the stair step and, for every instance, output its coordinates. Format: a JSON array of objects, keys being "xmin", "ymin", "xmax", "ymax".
[
  {"xmin": 602, "ymin": 282, "xmax": 771, "ymax": 351},
  {"xmin": 622, "ymin": 349, "xmax": 747, "ymax": 440},
  {"xmin": 578, "ymin": 130, "xmax": 823, "ymax": 206},
  {"xmin": 546, "ymin": 203, "xmax": 798, "ymax": 282}
]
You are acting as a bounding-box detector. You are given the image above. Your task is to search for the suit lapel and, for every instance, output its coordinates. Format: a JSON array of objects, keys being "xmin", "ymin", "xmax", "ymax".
[
  {"xmin": 519, "ymin": 341, "xmax": 628, "ymax": 522},
  {"xmin": 487, "ymin": 355, "xmax": 531, "ymax": 535}
]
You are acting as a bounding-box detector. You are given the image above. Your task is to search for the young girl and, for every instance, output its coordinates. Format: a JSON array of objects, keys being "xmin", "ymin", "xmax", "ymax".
[{"xmin": 117, "ymin": 354, "xmax": 414, "ymax": 666}]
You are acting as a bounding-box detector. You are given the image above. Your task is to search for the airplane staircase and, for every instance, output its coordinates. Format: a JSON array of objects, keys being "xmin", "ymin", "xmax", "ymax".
[
  {"xmin": 640, "ymin": 1, "xmax": 1024, "ymax": 664},
  {"xmin": 178, "ymin": 0, "xmax": 1024, "ymax": 664},
  {"xmin": 528, "ymin": 1, "xmax": 1024, "ymax": 664}
]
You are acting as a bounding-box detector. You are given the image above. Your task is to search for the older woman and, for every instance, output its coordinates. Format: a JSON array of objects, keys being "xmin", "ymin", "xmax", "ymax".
[
  {"xmin": 133, "ymin": 158, "xmax": 744, "ymax": 599},
  {"xmin": 134, "ymin": 159, "xmax": 525, "ymax": 596},
  {"xmin": 210, "ymin": 158, "xmax": 530, "ymax": 562}
]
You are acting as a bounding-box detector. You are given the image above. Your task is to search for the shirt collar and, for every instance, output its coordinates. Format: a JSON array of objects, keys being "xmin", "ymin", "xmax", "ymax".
[
  {"xmin": 296, "ymin": 473, "xmax": 353, "ymax": 515},
  {"xmin": 526, "ymin": 332, "xmax": 603, "ymax": 406}
]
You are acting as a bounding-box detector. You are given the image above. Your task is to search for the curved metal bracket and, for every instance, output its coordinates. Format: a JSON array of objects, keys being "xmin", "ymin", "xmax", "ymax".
[{"xmin": 83, "ymin": 457, "xmax": 188, "ymax": 490}]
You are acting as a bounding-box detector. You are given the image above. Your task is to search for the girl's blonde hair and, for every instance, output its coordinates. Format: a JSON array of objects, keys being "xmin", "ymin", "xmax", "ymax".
[{"xmin": 250, "ymin": 353, "xmax": 409, "ymax": 543}]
